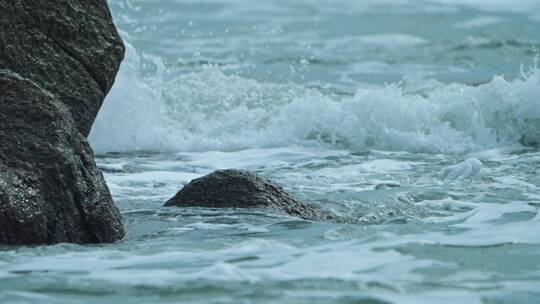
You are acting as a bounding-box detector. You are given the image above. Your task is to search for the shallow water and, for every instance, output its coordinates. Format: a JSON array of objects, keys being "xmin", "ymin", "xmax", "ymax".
[{"xmin": 3, "ymin": 0, "xmax": 540, "ymax": 303}]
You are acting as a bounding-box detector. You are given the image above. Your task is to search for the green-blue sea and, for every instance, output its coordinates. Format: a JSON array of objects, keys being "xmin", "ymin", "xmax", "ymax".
[{"xmin": 2, "ymin": 0, "xmax": 540, "ymax": 303}]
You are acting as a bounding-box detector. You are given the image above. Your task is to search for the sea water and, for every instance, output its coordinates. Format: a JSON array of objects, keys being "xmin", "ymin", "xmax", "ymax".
[{"xmin": 2, "ymin": 0, "xmax": 540, "ymax": 303}]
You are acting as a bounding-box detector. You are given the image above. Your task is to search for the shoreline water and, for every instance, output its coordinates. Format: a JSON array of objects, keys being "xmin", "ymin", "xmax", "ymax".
[{"xmin": 2, "ymin": 0, "xmax": 540, "ymax": 303}]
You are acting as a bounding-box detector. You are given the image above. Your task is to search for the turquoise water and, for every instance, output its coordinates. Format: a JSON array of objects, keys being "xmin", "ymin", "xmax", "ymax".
[{"xmin": 3, "ymin": 1, "xmax": 540, "ymax": 303}]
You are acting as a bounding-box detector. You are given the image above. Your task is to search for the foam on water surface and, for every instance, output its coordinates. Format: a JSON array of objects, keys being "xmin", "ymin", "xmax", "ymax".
[
  {"xmin": 91, "ymin": 52, "xmax": 540, "ymax": 154},
  {"xmin": 440, "ymin": 158, "xmax": 482, "ymax": 181},
  {"xmin": 5, "ymin": 0, "xmax": 540, "ymax": 303}
]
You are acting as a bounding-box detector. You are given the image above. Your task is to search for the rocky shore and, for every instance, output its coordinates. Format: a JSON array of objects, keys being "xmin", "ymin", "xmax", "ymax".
[{"xmin": 0, "ymin": 0, "xmax": 125, "ymax": 245}]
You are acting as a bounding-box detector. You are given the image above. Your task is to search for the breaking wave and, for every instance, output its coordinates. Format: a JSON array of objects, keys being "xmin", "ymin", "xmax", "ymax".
[{"xmin": 90, "ymin": 42, "xmax": 539, "ymax": 154}]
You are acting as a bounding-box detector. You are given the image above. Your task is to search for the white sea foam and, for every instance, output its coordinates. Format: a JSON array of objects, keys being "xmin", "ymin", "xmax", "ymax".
[
  {"xmin": 326, "ymin": 34, "xmax": 428, "ymax": 49},
  {"xmin": 440, "ymin": 158, "xmax": 482, "ymax": 181},
  {"xmin": 89, "ymin": 38, "xmax": 167, "ymax": 153},
  {"xmin": 454, "ymin": 16, "xmax": 503, "ymax": 29},
  {"xmin": 90, "ymin": 47, "xmax": 540, "ymax": 155}
]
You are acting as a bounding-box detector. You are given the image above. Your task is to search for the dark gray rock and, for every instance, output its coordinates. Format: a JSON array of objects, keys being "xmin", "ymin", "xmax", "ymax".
[
  {"xmin": 164, "ymin": 169, "xmax": 320, "ymax": 220},
  {"xmin": 0, "ymin": 0, "xmax": 124, "ymax": 136},
  {"xmin": 520, "ymin": 134, "xmax": 539, "ymax": 147},
  {"xmin": 518, "ymin": 118, "xmax": 539, "ymax": 147},
  {"xmin": 0, "ymin": 0, "xmax": 124, "ymax": 244},
  {"xmin": 0, "ymin": 71, "xmax": 124, "ymax": 245},
  {"xmin": 375, "ymin": 182, "xmax": 402, "ymax": 190}
]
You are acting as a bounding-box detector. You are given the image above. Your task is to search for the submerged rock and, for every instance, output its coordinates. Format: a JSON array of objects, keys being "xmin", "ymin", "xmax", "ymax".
[
  {"xmin": 375, "ymin": 182, "xmax": 402, "ymax": 190},
  {"xmin": 0, "ymin": 71, "xmax": 124, "ymax": 245},
  {"xmin": 518, "ymin": 118, "xmax": 540, "ymax": 147},
  {"xmin": 519, "ymin": 134, "xmax": 539, "ymax": 147},
  {"xmin": 0, "ymin": 0, "xmax": 124, "ymax": 136},
  {"xmin": 164, "ymin": 169, "xmax": 320, "ymax": 220}
]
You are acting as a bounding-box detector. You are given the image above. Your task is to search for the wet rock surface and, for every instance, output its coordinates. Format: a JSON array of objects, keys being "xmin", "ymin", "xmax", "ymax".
[
  {"xmin": 0, "ymin": 71, "xmax": 124, "ymax": 245},
  {"xmin": 165, "ymin": 169, "xmax": 320, "ymax": 220},
  {"xmin": 0, "ymin": 0, "xmax": 125, "ymax": 245},
  {"xmin": 0, "ymin": 0, "xmax": 124, "ymax": 136}
]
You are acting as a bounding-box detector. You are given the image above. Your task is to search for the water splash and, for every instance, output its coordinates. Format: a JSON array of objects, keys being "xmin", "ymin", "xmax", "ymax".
[{"xmin": 90, "ymin": 40, "xmax": 540, "ymax": 154}]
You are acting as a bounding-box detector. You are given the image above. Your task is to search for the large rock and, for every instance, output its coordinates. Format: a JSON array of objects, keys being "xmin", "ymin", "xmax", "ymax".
[
  {"xmin": 0, "ymin": 71, "xmax": 124, "ymax": 245},
  {"xmin": 0, "ymin": 0, "xmax": 125, "ymax": 245},
  {"xmin": 0, "ymin": 0, "xmax": 124, "ymax": 136},
  {"xmin": 164, "ymin": 169, "xmax": 320, "ymax": 220}
]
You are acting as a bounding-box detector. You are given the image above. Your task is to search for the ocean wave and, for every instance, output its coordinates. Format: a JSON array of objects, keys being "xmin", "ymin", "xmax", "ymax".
[{"xmin": 89, "ymin": 41, "xmax": 539, "ymax": 154}]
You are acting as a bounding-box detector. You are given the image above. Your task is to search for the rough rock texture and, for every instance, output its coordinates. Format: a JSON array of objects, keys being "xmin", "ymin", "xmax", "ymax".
[
  {"xmin": 164, "ymin": 169, "xmax": 320, "ymax": 220},
  {"xmin": 0, "ymin": 71, "xmax": 124, "ymax": 245},
  {"xmin": 0, "ymin": 0, "xmax": 125, "ymax": 136}
]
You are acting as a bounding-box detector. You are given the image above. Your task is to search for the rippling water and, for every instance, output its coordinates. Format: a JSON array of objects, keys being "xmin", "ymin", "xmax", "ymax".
[{"xmin": 2, "ymin": 1, "xmax": 540, "ymax": 303}]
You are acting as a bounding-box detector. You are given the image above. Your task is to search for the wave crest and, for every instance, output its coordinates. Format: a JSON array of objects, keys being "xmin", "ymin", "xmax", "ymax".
[{"xmin": 90, "ymin": 43, "xmax": 540, "ymax": 154}]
